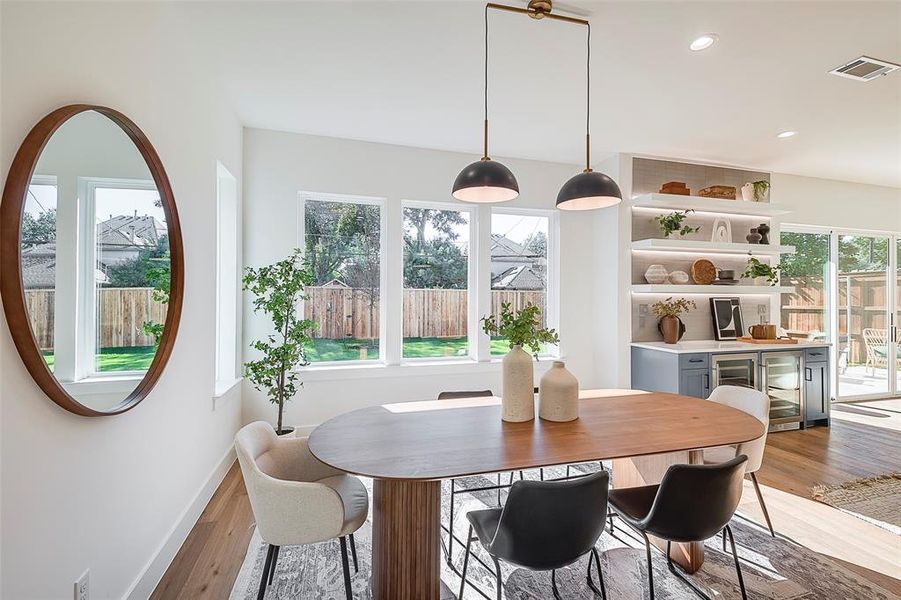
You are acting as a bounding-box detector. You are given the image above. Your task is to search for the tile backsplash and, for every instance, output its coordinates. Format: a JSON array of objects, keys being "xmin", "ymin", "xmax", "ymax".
[
  {"xmin": 632, "ymin": 296, "xmax": 771, "ymax": 342},
  {"xmin": 632, "ymin": 157, "xmax": 770, "ymax": 199}
]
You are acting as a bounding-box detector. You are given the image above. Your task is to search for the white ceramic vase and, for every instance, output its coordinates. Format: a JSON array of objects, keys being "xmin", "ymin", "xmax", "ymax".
[
  {"xmin": 741, "ymin": 183, "xmax": 755, "ymax": 202},
  {"xmin": 502, "ymin": 345, "xmax": 535, "ymax": 422},
  {"xmin": 539, "ymin": 361, "xmax": 579, "ymax": 422}
]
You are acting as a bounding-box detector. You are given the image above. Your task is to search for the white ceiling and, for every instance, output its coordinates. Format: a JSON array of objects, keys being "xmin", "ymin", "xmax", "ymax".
[{"xmin": 182, "ymin": 1, "xmax": 901, "ymax": 187}]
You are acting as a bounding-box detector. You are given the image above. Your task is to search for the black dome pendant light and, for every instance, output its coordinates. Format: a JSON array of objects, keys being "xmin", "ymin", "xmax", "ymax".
[
  {"xmin": 452, "ymin": 6, "xmax": 519, "ymax": 203},
  {"xmin": 556, "ymin": 21, "xmax": 622, "ymax": 210}
]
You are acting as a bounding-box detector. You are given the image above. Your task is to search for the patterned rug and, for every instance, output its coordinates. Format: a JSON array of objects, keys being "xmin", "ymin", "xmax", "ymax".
[
  {"xmin": 231, "ymin": 466, "xmax": 900, "ymax": 599},
  {"xmin": 812, "ymin": 473, "xmax": 901, "ymax": 533}
]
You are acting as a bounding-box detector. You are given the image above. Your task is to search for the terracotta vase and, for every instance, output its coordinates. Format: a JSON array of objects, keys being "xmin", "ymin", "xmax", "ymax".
[
  {"xmin": 660, "ymin": 315, "xmax": 682, "ymax": 344},
  {"xmin": 502, "ymin": 345, "xmax": 535, "ymax": 422},
  {"xmin": 539, "ymin": 361, "xmax": 579, "ymax": 422}
]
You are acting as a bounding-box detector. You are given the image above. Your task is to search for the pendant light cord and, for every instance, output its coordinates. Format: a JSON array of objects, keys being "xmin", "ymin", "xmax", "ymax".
[
  {"xmin": 483, "ymin": 3, "xmax": 490, "ymax": 160},
  {"xmin": 585, "ymin": 22, "xmax": 592, "ymax": 172}
]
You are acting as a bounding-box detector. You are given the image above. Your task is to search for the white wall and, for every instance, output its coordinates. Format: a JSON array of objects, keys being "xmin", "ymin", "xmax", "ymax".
[
  {"xmin": 773, "ymin": 172, "xmax": 901, "ymax": 232},
  {"xmin": 242, "ymin": 128, "xmax": 614, "ymax": 430},
  {"xmin": 1, "ymin": 3, "xmax": 243, "ymax": 599}
]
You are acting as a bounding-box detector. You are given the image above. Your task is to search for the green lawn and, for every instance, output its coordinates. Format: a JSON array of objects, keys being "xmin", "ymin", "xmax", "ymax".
[
  {"xmin": 306, "ymin": 337, "xmax": 521, "ymax": 362},
  {"xmin": 43, "ymin": 345, "xmax": 157, "ymax": 372}
]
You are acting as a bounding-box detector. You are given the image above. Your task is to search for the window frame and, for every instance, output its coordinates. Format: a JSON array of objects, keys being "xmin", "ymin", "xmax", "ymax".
[
  {"xmin": 215, "ymin": 162, "xmax": 241, "ymax": 396},
  {"xmin": 399, "ymin": 199, "xmax": 477, "ymax": 363},
  {"xmin": 78, "ymin": 176, "xmax": 159, "ymax": 381},
  {"xmin": 297, "ymin": 190, "xmax": 388, "ymax": 367},
  {"xmin": 488, "ymin": 206, "xmax": 561, "ymax": 360}
]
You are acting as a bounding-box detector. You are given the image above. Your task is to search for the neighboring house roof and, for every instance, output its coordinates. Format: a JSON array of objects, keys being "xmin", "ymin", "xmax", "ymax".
[
  {"xmin": 97, "ymin": 214, "xmax": 165, "ymax": 249},
  {"xmin": 490, "ymin": 233, "xmax": 528, "ymax": 258},
  {"xmin": 21, "ymin": 246, "xmax": 56, "ymax": 289},
  {"xmin": 491, "ymin": 265, "xmax": 545, "ymax": 291},
  {"xmin": 320, "ymin": 278, "xmax": 349, "ymax": 288}
]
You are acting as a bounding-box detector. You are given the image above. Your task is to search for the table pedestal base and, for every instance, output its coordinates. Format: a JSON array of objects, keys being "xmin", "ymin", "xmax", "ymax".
[
  {"xmin": 372, "ymin": 479, "xmax": 441, "ymax": 599},
  {"xmin": 612, "ymin": 450, "xmax": 705, "ymax": 573}
]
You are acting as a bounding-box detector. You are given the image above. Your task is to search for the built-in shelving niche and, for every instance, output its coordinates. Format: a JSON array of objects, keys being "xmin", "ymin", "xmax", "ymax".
[{"xmin": 630, "ymin": 157, "xmax": 786, "ymax": 343}]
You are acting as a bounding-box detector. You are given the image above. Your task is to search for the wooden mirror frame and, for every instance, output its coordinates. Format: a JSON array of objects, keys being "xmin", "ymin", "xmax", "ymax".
[{"xmin": 0, "ymin": 105, "xmax": 184, "ymax": 416}]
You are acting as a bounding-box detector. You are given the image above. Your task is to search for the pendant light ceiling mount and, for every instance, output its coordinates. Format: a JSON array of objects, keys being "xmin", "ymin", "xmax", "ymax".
[{"xmin": 452, "ymin": 2, "xmax": 622, "ymax": 210}]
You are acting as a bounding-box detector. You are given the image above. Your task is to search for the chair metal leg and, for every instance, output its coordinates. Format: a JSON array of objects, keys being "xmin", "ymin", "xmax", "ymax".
[
  {"xmin": 267, "ymin": 545, "xmax": 280, "ymax": 585},
  {"xmin": 492, "ymin": 556, "xmax": 503, "ymax": 600},
  {"xmin": 586, "ymin": 547, "xmax": 607, "ymax": 600},
  {"xmin": 750, "ymin": 472, "xmax": 776, "ymax": 537},
  {"xmin": 349, "ymin": 533, "xmax": 359, "ymax": 572},
  {"xmin": 257, "ymin": 544, "xmax": 274, "ymax": 600},
  {"xmin": 447, "ymin": 479, "xmax": 456, "ymax": 564},
  {"xmin": 496, "ymin": 473, "xmax": 502, "ymax": 506},
  {"xmin": 551, "ymin": 569, "xmax": 562, "ymax": 600},
  {"xmin": 339, "ymin": 536, "xmax": 353, "ymax": 600},
  {"xmin": 458, "ymin": 525, "xmax": 474, "ymax": 600},
  {"xmin": 641, "ymin": 532, "xmax": 655, "ymax": 600},
  {"xmin": 725, "ymin": 525, "xmax": 748, "ymax": 600},
  {"xmin": 723, "ymin": 528, "xmax": 727, "ymax": 552}
]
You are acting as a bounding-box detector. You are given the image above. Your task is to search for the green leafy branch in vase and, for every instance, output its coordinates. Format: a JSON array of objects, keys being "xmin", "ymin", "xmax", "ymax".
[
  {"xmin": 481, "ymin": 302, "xmax": 559, "ymax": 358},
  {"xmin": 243, "ymin": 248, "xmax": 317, "ymax": 434}
]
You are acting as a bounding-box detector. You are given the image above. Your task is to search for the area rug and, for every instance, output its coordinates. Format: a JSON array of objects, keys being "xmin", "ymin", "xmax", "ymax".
[
  {"xmin": 231, "ymin": 467, "xmax": 900, "ymax": 599},
  {"xmin": 812, "ymin": 473, "xmax": 901, "ymax": 533}
]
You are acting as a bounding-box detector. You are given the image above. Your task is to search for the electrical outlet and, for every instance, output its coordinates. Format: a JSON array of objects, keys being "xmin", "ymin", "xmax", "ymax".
[
  {"xmin": 638, "ymin": 304, "xmax": 649, "ymax": 316},
  {"xmin": 74, "ymin": 570, "xmax": 89, "ymax": 600}
]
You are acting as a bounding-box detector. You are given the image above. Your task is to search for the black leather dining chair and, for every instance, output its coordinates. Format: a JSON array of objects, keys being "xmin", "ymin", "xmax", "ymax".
[
  {"xmin": 438, "ymin": 390, "xmax": 514, "ymax": 564},
  {"xmin": 608, "ymin": 455, "xmax": 749, "ymax": 600},
  {"xmin": 459, "ymin": 470, "xmax": 609, "ymax": 600}
]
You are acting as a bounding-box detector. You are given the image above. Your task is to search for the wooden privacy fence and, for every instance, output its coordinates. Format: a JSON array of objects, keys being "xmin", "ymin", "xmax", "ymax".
[
  {"xmin": 25, "ymin": 288, "xmax": 167, "ymax": 351},
  {"xmin": 303, "ymin": 286, "xmax": 546, "ymax": 340},
  {"xmin": 783, "ymin": 272, "xmax": 900, "ymax": 364}
]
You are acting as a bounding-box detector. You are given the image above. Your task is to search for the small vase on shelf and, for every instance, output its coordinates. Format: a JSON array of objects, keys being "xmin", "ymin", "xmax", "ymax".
[
  {"xmin": 539, "ymin": 361, "xmax": 579, "ymax": 422},
  {"xmin": 757, "ymin": 222, "xmax": 770, "ymax": 244},
  {"xmin": 502, "ymin": 345, "xmax": 535, "ymax": 422},
  {"xmin": 746, "ymin": 228, "xmax": 762, "ymax": 244}
]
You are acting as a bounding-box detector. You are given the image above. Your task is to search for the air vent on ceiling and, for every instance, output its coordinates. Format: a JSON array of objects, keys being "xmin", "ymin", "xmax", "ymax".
[{"xmin": 829, "ymin": 56, "xmax": 900, "ymax": 81}]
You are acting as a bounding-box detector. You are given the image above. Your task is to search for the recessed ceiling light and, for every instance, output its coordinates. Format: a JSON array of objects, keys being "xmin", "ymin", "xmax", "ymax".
[
  {"xmin": 776, "ymin": 130, "xmax": 797, "ymax": 139},
  {"xmin": 689, "ymin": 34, "xmax": 718, "ymax": 52}
]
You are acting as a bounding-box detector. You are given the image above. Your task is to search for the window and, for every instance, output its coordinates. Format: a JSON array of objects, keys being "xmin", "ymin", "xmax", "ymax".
[
  {"xmin": 89, "ymin": 179, "xmax": 166, "ymax": 374},
  {"xmin": 402, "ymin": 203, "xmax": 472, "ymax": 359},
  {"xmin": 490, "ymin": 210, "xmax": 555, "ymax": 356},
  {"xmin": 780, "ymin": 230, "xmax": 831, "ymax": 342},
  {"xmin": 22, "ymin": 176, "xmax": 58, "ymax": 371},
  {"xmin": 300, "ymin": 192, "xmax": 384, "ymax": 363},
  {"xmin": 216, "ymin": 163, "xmax": 239, "ymax": 389}
]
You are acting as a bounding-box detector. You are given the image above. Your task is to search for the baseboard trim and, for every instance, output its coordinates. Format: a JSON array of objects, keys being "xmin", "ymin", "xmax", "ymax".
[{"xmin": 123, "ymin": 445, "xmax": 237, "ymax": 600}]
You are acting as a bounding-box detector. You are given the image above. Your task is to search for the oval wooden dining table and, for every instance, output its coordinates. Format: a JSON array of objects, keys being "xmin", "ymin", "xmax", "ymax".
[{"xmin": 308, "ymin": 388, "xmax": 765, "ymax": 600}]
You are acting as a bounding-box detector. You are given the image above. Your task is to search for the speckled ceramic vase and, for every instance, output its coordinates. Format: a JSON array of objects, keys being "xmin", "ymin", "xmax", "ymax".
[
  {"xmin": 502, "ymin": 345, "xmax": 535, "ymax": 422},
  {"xmin": 539, "ymin": 361, "xmax": 579, "ymax": 422}
]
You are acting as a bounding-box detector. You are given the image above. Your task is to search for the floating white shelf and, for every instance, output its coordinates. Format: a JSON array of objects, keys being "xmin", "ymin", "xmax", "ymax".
[
  {"xmin": 631, "ymin": 193, "xmax": 790, "ymax": 217},
  {"xmin": 631, "ymin": 238, "xmax": 795, "ymax": 256},
  {"xmin": 631, "ymin": 284, "xmax": 796, "ymax": 295}
]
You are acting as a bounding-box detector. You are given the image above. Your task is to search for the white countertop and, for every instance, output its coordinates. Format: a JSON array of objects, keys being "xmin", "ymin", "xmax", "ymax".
[{"xmin": 631, "ymin": 340, "xmax": 831, "ymax": 354}]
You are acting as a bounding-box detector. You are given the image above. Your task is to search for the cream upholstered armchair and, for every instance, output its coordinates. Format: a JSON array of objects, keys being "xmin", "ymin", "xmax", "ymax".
[
  {"xmin": 703, "ymin": 385, "xmax": 775, "ymax": 537},
  {"xmin": 235, "ymin": 421, "xmax": 368, "ymax": 600}
]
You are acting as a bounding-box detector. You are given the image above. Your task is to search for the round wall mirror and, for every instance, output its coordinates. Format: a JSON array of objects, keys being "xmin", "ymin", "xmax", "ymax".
[{"xmin": 0, "ymin": 105, "xmax": 183, "ymax": 416}]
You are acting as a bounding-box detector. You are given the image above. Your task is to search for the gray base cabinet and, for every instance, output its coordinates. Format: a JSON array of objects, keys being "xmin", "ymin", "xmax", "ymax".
[{"xmin": 631, "ymin": 345, "xmax": 831, "ymax": 430}]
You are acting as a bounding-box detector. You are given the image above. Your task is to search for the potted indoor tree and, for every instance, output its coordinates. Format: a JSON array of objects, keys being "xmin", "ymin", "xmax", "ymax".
[
  {"xmin": 481, "ymin": 302, "xmax": 559, "ymax": 422},
  {"xmin": 243, "ymin": 248, "xmax": 317, "ymax": 435},
  {"xmin": 651, "ymin": 297, "xmax": 696, "ymax": 344}
]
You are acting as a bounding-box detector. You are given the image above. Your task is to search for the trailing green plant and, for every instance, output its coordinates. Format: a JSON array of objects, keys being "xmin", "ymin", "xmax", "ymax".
[
  {"xmin": 481, "ymin": 302, "xmax": 559, "ymax": 358},
  {"xmin": 650, "ymin": 297, "xmax": 696, "ymax": 318},
  {"xmin": 751, "ymin": 180, "xmax": 770, "ymax": 201},
  {"xmin": 243, "ymin": 248, "xmax": 317, "ymax": 433},
  {"xmin": 742, "ymin": 256, "xmax": 781, "ymax": 286},
  {"xmin": 654, "ymin": 210, "xmax": 701, "ymax": 238}
]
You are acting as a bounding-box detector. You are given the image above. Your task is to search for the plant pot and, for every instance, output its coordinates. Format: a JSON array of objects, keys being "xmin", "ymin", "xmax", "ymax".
[
  {"xmin": 275, "ymin": 426, "xmax": 295, "ymax": 436},
  {"xmin": 741, "ymin": 183, "xmax": 755, "ymax": 202},
  {"xmin": 502, "ymin": 345, "xmax": 535, "ymax": 422},
  {"xmin": 539, "ymin": 361, "xmax": 579, "ymax": 422},
  {"xmin": 659, "ymin": 316, "xmax": 684, "ymax": 344}
]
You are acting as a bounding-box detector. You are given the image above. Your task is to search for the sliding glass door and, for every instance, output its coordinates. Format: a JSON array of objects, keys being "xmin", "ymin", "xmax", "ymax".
[{"xmin": 782, "ymin": 227, "xmax": 899, "ymax": 401}]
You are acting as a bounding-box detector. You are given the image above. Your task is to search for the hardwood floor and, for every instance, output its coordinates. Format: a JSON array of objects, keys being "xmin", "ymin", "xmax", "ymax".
[{"xmin": 152, "ymin": 399, "xmax": 901, "ymax": 599}]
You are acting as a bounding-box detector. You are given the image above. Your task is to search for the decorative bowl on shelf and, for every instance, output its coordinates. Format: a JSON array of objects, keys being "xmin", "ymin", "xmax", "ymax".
[
  {"xmin": 669, "ymin": 270, "xmax": 690, "ymax": 284},
  {"xmin": 690, "ymin": 259, "xmax": 717, "ymax": 284}
]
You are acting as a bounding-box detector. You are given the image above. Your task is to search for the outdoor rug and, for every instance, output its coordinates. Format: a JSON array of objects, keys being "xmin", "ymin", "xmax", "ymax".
[
  {"xmin": 812, "ymin": 472, "xmax": 901, "ymax": 533},
  {"xmin": 231, "ymin": 467, "xmax": 900, "ymax": 599}
]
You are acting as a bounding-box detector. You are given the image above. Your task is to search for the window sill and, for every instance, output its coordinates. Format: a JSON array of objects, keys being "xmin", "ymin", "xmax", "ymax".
[
  {"xmin": 294, "ymin": 356, "xmax": 562, "ymax": 382},
  {"xmin": 61, "ymin": 374, "xmax": 144, "ymax": 395},
  {"xmin": 214, "ymin": 377, "xmax": 243, "ymax": 399}
]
